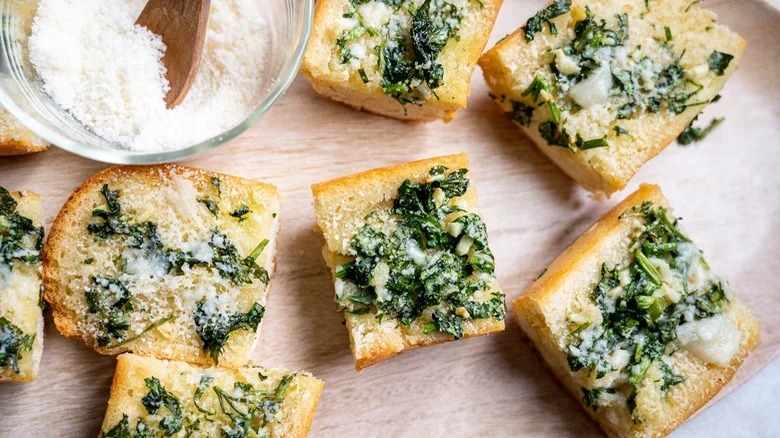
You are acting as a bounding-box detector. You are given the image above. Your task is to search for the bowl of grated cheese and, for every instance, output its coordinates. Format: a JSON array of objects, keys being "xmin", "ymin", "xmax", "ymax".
[{"xmin": 0, "ymin": 0, "xmax": 313, "ymax": 163}]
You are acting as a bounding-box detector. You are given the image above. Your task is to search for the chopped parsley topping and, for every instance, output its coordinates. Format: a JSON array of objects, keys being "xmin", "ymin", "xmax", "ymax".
[
  {"xmin": 0, "ymin": 187, "xmax": 42, "ymax": 375},
  {"xmin": 90, "ymin": 184, "xmax": 268, "ymax": 286},
  {"xmin": 522, "ymin": 0, "xmax": 571, "ymax": 42},
  {"xmin": 0, "ymin": 316, "xmax": 35, "ymax": 374},
  {"xmin": 567, "ymin": 202, "xmax": 726, "ymax": 419},
  {"xmin": 0, "ymin": 186, "xmax": 44, "ymax": 267},
  {"xmin": 613, "ymin": 126, "xmax": 632, "ymax": 137},
  {"xmin": 141, "ymin": 377, "xmax": 183, "ymax": 435},
  {"xmin": 100, "ymin": 414, "xmax": 132, "ymax": 438},
  {"xmin": 210, "ymin": 177, "xmax": 222, "ymax": 197},
  {"xmin": 85, "ymin": 184, "xmax": 270, "ymax": 357},
  {"xmin": 198, "ymin": 198, "xmax": 219, "ymax": 217},
  {"xmin": 212, "ymin": 375, "xmax": 294, "ymax": 436},
  {"xmin": 85, "ymin": 277, "xmax": 134, "ymax": 347},
  {"xmin": 677, "ymin": 116, "xmax": 724, "ymax": 145},
  {"xmin": 707, "ymin": 50, "xmax": 733, "ymax": 76},
  {"xmin": 194, "ymin": 302, "xmax": 265, "ymax": 362},
  {"xmin": 506, "ymin": 100, "xmax": 535, "ymax": 127},
  {"xmin": 230, "ymin": 204, "xmax": 251, "ymax": 222},
  {"xmin": 103, "ymin": 373, "xmax": 295, "ymax": 437},
  {"xmin": 336, "ymin": 0, "xmax": 467, "ymax": 108},
  {"xmin": 505, "ymin": 6, "xmax": 728, "ymax": 154},
  {"xmin": 194, "ymin": 374, "xmax": 216, "ymax": 415},
  {"xmin": 334, "ymin": 166, "xmax": 504, "ymax": 339},
  {"xmin": 581, "ymin": 386, "xmax": 616, "ymax": 410}
]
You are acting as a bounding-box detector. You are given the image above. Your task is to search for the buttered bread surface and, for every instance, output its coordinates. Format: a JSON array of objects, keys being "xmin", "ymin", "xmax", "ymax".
[
  {"xmin": 43, "ymin": 165, "xmax": 280, "ymax": 369},
  {"xmin": 302, "ymin": 0, "xmax": 503, "ymax": 121},
  {"xmin": 514, "ymin": 184, "xmax": 760, "ymax": 437},
  {"xmin": 99, "ymin": 354, "xmax": 324, "ymax": 438},
  {"xmin": 479, "ymin": 0, "xmax": 744, "ymax": 195},
  {"xmin": 313, "ymin": 154, "xmax": 506, "ymax": 369},
  {"xmin": 0, "ymin": 188, "xmax": 44, "ymax": 382}
]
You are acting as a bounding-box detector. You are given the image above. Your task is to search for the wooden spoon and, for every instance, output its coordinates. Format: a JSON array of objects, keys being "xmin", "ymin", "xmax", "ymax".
[{"xmin": 136, "ymin": 0, "xmax": 211, "ymax": 109}]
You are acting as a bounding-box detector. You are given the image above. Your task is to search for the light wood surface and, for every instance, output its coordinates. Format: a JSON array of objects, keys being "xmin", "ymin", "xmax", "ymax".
[{"xmin": 1, "ymin": 0, "xmax": 778, "ymax": 436}]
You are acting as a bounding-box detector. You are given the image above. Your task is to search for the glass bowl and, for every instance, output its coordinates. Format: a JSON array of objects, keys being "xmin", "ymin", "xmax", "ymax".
[{"xmin": 0, "ymin": 0, "xmax": 313, "ymax": 164}]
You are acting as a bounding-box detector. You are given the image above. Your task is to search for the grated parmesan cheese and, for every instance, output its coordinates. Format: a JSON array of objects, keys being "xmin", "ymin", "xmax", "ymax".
[{"xmin": 28, "ymin": 0, "xmax": 269, "ymax": 152}]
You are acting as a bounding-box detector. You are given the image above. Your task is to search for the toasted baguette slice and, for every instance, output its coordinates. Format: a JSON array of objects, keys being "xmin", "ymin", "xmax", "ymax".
[
  {"xmin": 99, "ymin": 354, "xmax": 324, "ymax": 437},
  {"xmin": 312, "ymin": 153, "xmax": 505, "ymax": 370},
  {"xmin": 302, "ymin": 0, "xmax": 503, "ymax": 121},
  {"xmin": 0, "ymin": 108, "xmax": 49, "ymax": 156},
  {"xmin": 513, "ymin": 184, "xmax": 760, "ymax": 437},
  {"xmin": 479, "ymin": 0, "xmax": 745, "ymax": 196},
  {"xmin": 0, "ymin": 188, "xmax": 44, "ymax": 382},
  {"xmin": 43, "ymin": 165, "xmax": 280, "ymax": 369}
]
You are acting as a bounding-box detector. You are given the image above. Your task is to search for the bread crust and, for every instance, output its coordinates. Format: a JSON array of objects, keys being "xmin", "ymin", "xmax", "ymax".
[
  {"xmin": 313, "ymin": 153, "xmax": 505, "ymax": 370},
  {"xmin": 513, "ymin": 184, "xmax": 760, "ymax": 437},
  {"xmin": 0, "ymin": 109, "xmax": 49, "ymax": 156},
  {"xmin": 0, "ymin": 190, "xmax": 44, "ymax": 382},
  {"xmin": 101, "ymin": 354, "xmax": 324, "ymax": 438},
  {"xmin": 301, "ymin": 0, "xmax": 503, "ymax": 121},
  {"xmin": 312, "ymin": 153, "xmax": 471, "ymax": 254},
  {"xmin": 43, "ymin": 164, "xmax": 280, "ymax": 369},
  {"xmin": 478, "ymin": 0, "xmax": 746, "ymax": 196}
]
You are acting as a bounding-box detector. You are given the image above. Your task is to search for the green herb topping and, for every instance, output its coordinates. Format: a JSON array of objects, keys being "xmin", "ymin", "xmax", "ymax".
[
  {"xmin": 198, "ymin": 198, "xmax": 219, "ymax": 217},
  {"xmin": 334, "ymin": 166, "xmax": 504, "ymax": 339},
  {"xmin": 336, "ymin": 0, "xmax": 470, "ymax": 108},
  {"xmin": 210, "ymin": 177, "xmax": 222, "ymax": 197},
  {"xmin": 0, "ymin": 316, "xmax": 35, "ymax": 374},
  {"xmin": 522, "ymin": 0, "xmax": 571, "ymax": 42},
  {"xmin": 85, "ymin": 277, "xmax": 134, "ymax": 346},
  {"xmin": 90, "ymin": 184, "xmax": 269, "ymax": 287},
  {"xmin": 505, "ymin": 6, "xmax": 728, "ymax": 154},
  {"xmin": 707, "ymin": 51, "xmax": 733, "ymax": 76},
  {"xmin": 677, "ymin": 116, "xmax": 723, "ymax": 145},
  {"xmin": 102, "ymin": 373, "xmax": 296, "ymax": 437},
  {"xmin": 0, "ymin": 187, "xmax": 44, "ymax": 268},
  {"xmin": 100, "ymin": 414, "xmax": 132, "ymax": 438},
  {"xmin": 212, "ymin": 374, "xmax": 294, "ymax": 436},
  {"xmin": 85, "ymin": 184, "xmax": 269, "ymax": 358},
  {"xmin": 141, "ymin": 377, "xmax": 183, "ymax": 435},
  {"xmin": 194, "ymin": 302, "xmax": 265, "ymax": 362},
  {"xmin": 230, "ymin": 205, "xmax": 251, "ymax": 222},
  {"xmin": 566, "ymin": 202, "xmax": 727, "ymax": 420}
]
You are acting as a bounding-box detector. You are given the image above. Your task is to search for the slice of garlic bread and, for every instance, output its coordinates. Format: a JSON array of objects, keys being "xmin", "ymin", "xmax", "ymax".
[
  {"xmin": 43, "ymin": 165, "xmax": 279, "ymax": 369},
  {"xmin": 99, "ymin": 354, "xmax": 324, "ymax": 438},
  {"xmin": 514, "ymin": 184, "xmax": 759, "ymax": 437},
  {"xmin": 302, "ymin": 0, "xmax": 503, "ymax": 121},
  {"xmin": 0, "ymin": 188, "xmax": 44, "ymax": 382},
  {"xmin": 479, "ymin": 0, "xmax": 744, "ymax": 195},
  {"xmin": 312, "ymin": 153, "xmax": 505, "ymax": 370},
  {"xmin": 0, "ymin": 108, "xmax": 49, "ymax": 156}
]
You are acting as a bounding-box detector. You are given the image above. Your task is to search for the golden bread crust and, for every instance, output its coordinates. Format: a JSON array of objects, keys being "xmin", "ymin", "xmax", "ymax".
[
  {"xmin": 43, "ymin": 164, "xmax": 280, "ymax": 368},
  {"xmin": 313, "ymin": 153, "xmax": 505, "ymax": 370},
  {"xmin": 513, "ymin": 184, "xmax": 760, "ymax": 437},
  {"xmin": 479, "ymin": 0, "xmax": 746, "ymax": 195},
  {"xmin": 0, "ymin": 190, "xmax": 44, "ymax": 382},
  {"xmin": 302, "ymin": 0, "xmax": 503, "ymax": 121},
  {"xmin": 101, "ymin": 354, "xmax": 324, "ymax": 437},
  {"xmin": 0, "ymin": 108, "xmax": 49, "ymax": 156}
]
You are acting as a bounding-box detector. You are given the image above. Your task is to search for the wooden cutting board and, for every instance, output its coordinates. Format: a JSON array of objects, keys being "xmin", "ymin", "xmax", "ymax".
[{"xmin": 1, "ymin": 0, "xmax": 778, "ymax": 436}]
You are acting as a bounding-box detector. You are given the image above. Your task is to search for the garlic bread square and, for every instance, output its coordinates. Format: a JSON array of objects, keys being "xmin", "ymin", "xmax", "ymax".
[
  {"xmin": 0, "ymin": 188, "xmax": 44, "ymax": 382},
  {"xmin": 302, "ymin": 0, "xmax": 503, "ymax": 121},
  {"xmin": 99, "ymin": 354, "xmax": 324, "ymax": 438},
  {"xmin": 44, "ymin": 165, "xmax": 279, "ymax": 368},
  {"xmin": 479, "ymin": 0, "xmax": 744, "ymax": 195},
  {"xmin": 312, "ymin": 153, "xmax": 505, "ymax": 370},
  {"xmin": 514, "ymin": 184, "xmax": 760, "ymax": 437}
]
